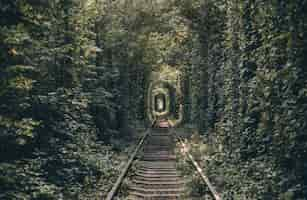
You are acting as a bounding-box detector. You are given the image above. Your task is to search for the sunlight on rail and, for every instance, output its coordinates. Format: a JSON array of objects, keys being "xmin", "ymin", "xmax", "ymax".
[{"xmin": 178, "ymin": 136, "xmax": 222, "ymax": 200}]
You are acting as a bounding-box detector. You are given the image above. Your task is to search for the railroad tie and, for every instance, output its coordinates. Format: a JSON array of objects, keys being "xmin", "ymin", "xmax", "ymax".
[{"xmin": 127, "ymin": 128, "xmax": 184, "ymax": 200}]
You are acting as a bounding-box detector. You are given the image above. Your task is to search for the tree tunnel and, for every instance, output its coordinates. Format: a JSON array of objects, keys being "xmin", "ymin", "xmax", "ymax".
[{"xmin": 146, "ymin": 66, "xmax": 183, "ymax": 127}]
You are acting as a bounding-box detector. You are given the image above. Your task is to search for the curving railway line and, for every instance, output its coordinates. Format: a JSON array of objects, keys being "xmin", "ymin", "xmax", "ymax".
[{"xmin": 106, "ymin": 125, "xmax": 221, "ymax": 200}]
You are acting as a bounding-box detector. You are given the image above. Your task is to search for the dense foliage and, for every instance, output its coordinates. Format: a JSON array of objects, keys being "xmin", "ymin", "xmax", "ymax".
[
  {"xmin": 1, "ymin": 0, "xmax": 306, "ymax": 199},
  {"xmin": 179, "ymin": 0, "xmax": 307, "ymax": 199},
  {"xmin": 0, "ymin": 0, "xmax": 144, "ymax": 199}
]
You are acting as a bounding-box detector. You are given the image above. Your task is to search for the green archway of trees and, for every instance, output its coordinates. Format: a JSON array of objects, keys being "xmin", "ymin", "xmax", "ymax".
[{"xmin": 146, "ymin": 65, "xmax": 184, "ymax": 127}]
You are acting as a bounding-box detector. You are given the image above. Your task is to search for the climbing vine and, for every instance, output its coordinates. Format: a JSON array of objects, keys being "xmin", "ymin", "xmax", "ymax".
[{"xmin": 0, "ymin": 0, "xmax": 306, "ymax": 199}]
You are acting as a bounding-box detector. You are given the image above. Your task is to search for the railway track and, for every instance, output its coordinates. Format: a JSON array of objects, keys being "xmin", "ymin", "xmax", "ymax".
[
  {"xmin": 106, "ymin": 127, "xmax": 222, "ymax": 200},
  {"xmin": 127, "ymin": 128, "xmax": 184, "ymax": 200}
]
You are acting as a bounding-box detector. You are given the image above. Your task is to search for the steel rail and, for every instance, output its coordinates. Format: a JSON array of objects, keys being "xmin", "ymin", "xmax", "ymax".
[
  {"xmin": 105, "ymin": 129, "xmax": 149, "ymax": 200},
  {"xmin": 176, "ymin": 134, "xmax": 222, "ymax": 200}
]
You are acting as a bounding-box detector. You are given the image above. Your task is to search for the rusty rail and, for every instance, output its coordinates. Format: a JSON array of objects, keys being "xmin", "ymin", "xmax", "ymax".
[
  {"xmin": 105, "ymin": 129, "xmax": 149, "ymax": 200},
  {"xmin": 176, "ymin": 135, "xmax": 222, "ymax": 200}
]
